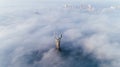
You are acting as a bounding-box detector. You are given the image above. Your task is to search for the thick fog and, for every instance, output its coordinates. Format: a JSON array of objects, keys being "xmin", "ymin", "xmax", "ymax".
[{"xmin": 0, "ymin": 0, "xmax": 120, "ymax": 67}]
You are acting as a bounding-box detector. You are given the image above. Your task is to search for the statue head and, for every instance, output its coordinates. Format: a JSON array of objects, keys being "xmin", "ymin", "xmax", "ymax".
[{"xmin": 54, "ymin": 32, "xmax": 62, "ymax": 40}]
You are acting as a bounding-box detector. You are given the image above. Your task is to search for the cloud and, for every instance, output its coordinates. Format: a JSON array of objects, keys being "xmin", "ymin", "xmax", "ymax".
[{"xmin": 0, "ymin": 0, "xmax": 120, "ymax": 67}]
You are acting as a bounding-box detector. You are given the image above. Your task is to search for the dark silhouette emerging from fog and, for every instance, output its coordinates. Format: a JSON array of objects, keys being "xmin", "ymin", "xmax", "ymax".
[{"xmin": 55, "ymin": 33, "xmax": 62, "ymax": 50}]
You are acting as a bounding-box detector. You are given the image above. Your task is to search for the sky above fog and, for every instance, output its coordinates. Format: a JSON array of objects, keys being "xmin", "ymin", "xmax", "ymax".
[{"xmin": 0, "ymin": 0, "xmax": 120, "ymax": 67}]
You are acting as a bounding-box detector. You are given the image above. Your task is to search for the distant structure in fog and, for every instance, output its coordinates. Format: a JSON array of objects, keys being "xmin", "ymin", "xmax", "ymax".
[
  {"xmin": 54, "ymin": 33, "xmax": 62, "ymax": 50},
  {"xmin": 64, "ymin": 4, "xmax": 94, "ymax": 11}
]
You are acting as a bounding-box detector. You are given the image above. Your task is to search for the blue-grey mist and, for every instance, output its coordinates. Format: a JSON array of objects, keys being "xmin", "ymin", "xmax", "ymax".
[{"xmin": 0, "ymin": 0, "xmax": 120, "ymax": 67}]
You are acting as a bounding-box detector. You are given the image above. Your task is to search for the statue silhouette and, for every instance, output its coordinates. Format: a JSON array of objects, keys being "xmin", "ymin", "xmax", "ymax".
[{"xmin": 54, "ymin": 33, "xmax": 62, "ymax": 50}]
